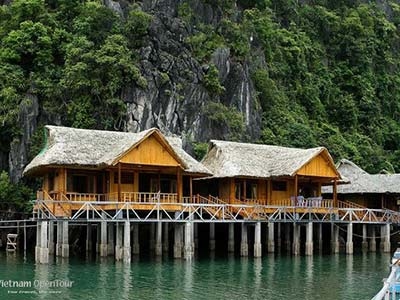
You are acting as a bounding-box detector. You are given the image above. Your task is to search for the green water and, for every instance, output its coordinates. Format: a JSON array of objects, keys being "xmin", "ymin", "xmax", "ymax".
[{"xmin": 0, "ymin": 252, "xmax": 391, "ymax": 299}]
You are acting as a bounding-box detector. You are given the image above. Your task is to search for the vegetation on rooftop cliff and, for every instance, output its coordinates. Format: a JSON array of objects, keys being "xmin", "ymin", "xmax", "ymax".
[{"xmin": 182, "ymin": 0, "xmax": 400, "ymax": 173}]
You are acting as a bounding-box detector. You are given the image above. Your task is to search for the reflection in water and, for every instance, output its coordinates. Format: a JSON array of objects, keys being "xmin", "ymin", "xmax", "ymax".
[
  {"xmin": 116, "ymin": 261, "xmax": 132, "ymax": 300},
  {"xmin": 153, "ymin": 259, "xmax": 163, "ymax": 299},
  {"xmin": 97, "ymin": 257, "xmax": 109, "ymax": 299},
  {"xmin": 304, "ymin": 256, "xmax": 314, "ymax": 299},
  {"xmin": 346, "ymin": 254, "xmax": 354, "ymax": 288},
  {"xmin": 253, "ymin": 257, "xmax": 262, "ymax": 292},
  {"xmin": 34, "ymin": 263, "xmax": 49, "ymax": 299},
  {"xmin": 184, "ymin": 260, "xmax": 193, "ymax": 297},
  {"xmin": 240, "ymin": 256, "xmax": 249, "ymax": 288}
]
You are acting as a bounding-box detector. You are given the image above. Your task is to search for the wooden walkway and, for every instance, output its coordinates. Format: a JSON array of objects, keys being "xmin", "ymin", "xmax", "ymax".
[{"xmin": 33, "ymin": 198, "xmax": 400, "ymax": 225}]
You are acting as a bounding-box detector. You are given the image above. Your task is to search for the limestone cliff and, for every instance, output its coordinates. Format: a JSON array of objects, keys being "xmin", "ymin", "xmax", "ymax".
[{"xmin": 7, "ymin": 0, "xmax": 262, "ymax": 182}]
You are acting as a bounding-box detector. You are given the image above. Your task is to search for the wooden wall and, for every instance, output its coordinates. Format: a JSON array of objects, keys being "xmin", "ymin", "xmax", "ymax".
[
  {"xmin": 216, "ymin": 177, "xmax": 296, "ymax": 204},
  {"xmin": 109, "ymin": 171, "xmax": 136, "ymax": 194},
  {"xmin": 42, "ymin": 168, "xmax": 66, "ymax": 193},
  {"xmin": 270, "ymin": 180, "xmax": 294, "ymax": 203},
  {"xmin": 119, "ymin": 135, "xmax": 180, "ymax": 166},
  {"xmin": 297, "ymin": 153, "xmax": 337, "ymax": 177},
  {"xmin": 258, "ymin": 179, "xmax": 267, "ymax": 204},
  {"xmin": 218, "ymin": 178, "xmax": 231, "ymax": 201}
]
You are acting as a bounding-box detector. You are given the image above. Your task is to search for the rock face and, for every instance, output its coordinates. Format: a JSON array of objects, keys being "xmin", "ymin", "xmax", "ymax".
[
  {"xmin": 123, "ymin": 0, "xmax": 261, "ymax": 142},
  {"xmin": 9, "ymin": 94, "xmax": 39, "ymax": 182},
  {"xmin": 6, "ymin": 0, "xmax": 262, "ymax": 182}
]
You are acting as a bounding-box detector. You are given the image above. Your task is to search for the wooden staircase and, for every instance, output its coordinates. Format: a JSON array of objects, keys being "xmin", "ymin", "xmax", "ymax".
[
  {"xmin": 191, "ymin": 195, "xmax": 232, "ymax": 220},
  {"xmin": 337, "ymin": 200, "xmax": 370, "ymax": 219}
]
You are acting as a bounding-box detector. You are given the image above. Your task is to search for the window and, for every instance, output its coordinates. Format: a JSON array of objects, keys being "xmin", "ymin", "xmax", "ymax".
[
  {"xmin": 170, "ymin": 180, "xmax": 177, "ymax": 193},
  {"xmin": 67, "ymin": 175, "xmax": 93, "ymax": 193},
  {"xmin": 48, "ymin": 172, "xmax": 55, "ymax": 191},
  {"xmin": 114, "ymin": 172, "xmax": 134, "ymax": 184},
  {"xmin": 159, "ymin": 179, "xmax": 177, "ymax": 193},
  {"xmin": 272, "ymin": 181, "xmax": 287, "ymax": 191},
  {"xmin": 150, "ymin": 178, "xmax": 159, "ymax": 193},
  {"xmin": 73, "ymin": 175, "xmax": 87, "ymax": 193},
  {"xmin": 248, "ymin": 184, "xmax": 257, "ymax": 199},
  {"xmin": 235, "ymin": 182, "xmax": 241, "ymax": 200}
]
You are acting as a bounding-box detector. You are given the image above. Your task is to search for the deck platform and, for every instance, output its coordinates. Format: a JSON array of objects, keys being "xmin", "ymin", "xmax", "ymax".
[{"xmin": 33, "ymin": 198, "xmax": 400, "ymax": 225}]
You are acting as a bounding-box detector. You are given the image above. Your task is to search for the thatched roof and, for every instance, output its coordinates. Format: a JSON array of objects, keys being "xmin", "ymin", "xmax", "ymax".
[
  {"xmin": 322, "ymin": 159, "xmax": 400, "ymax": 194},
  {"xmin": 23, "ymin": 126, "xmax": 211, "ymax": 176},
  {"xmin": 200, "ymin": 140, "xmax": 338, "ymax": 179}
]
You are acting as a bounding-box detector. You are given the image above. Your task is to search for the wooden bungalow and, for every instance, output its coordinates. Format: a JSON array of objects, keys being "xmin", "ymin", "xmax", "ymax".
[
  {"xmin": 24, "ymin": 126, "xmax": 211, "ymax": 216},
  {"xmin": 322, "ymin": 159, "xmax": 400, "ymax": 210},
  {"xmin": 198, "ymin": 140, "xmax": 341, "ymax": 210}
]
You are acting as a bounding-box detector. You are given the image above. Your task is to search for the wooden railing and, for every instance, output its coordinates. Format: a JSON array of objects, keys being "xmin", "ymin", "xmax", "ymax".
[
  {"xmin": 270, "ymin": 197, "xmax": 334, "ymax": 208},
  {"xmin": 65, "ymin": 192, "xmax": 104, "ymax": 202},
  {"xmin": 37, "ymin": 190, "xmax": 54, "ymax": 201},
  {"xmin": 187, "ymin": 194, "xmax": 226, "ymax": 205},
  {"xmin": 109, "ymin": 192, "xmax": 178, "ymax": 203},
  {"xmin": 337, "ymin": 200, "xmax": 369, "ymax": 219},
  {"xmin": 208, "ymin": 195, "xmax": 228, "ymax": 205},
  {"xmin": 36, "ymin": 190, "xmax": 338, "ymax": 209},
  {"xmin": 270, "ymin": 199, "xmax": 292, "ymax": 206},
  {"xmin": 338, "ymin": 200, "xmax": 367, "ymax": 209}
]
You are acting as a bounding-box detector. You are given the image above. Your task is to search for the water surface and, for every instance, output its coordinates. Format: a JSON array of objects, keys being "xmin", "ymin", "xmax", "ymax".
[{"xmin": 0, "ymin": 252, "xmax": 390, "ymax": 299}]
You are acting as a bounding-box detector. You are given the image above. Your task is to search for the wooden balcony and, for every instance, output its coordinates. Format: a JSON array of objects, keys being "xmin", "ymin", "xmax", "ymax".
[
  {"xmin": 34, "ymin": 192, "xmax": 389, "ymax": 223},
  {"xmin": 35, "ymin": 191, "xmax": 181, "ymax": 217},
  {"xmin": 106, "ymin": 192, "xmax": 178, "ymax": 203},
  {"xmin": 35, "ymin": 191, "xmax": 346, "ymax": 219}
]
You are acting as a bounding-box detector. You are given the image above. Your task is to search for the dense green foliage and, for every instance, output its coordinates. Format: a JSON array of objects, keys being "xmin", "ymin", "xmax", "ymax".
[
  {"xmin": 182, "ymin": 0, "xmax": 400, "ymax": 172},
  {"xmin": 0, "ymin": 171, "xmax": 33, "ymax": 212},
  {"xmin": 0, "ymin": 0, "xmax": 152, "ymax": 211},
  {"xmin": 0, "ymin": 0, "xmax": 150, "ymax": 136}
]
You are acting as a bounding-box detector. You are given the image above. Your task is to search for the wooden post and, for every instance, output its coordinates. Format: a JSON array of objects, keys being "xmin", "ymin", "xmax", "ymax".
[
  {"xmin": 59, "ymin": 167, "xmax": 67, "ymax": 200},
  {"xmin": 229, "ymin": 178, "xmax": 235, "ymax": 204},
  {"xmin": 317, "ymin": 182, "xmax": 322, "ymax": 197},
  {"xmin": 61, "ymin": 167, "xmax": 65, "ymax": 195},
  {"xmin": 228, "ymin": 223, "xmax": 234, "ymax": 252},
  {"xmin": 292, "ymin": 223, "xmax": 300, "ymax": 256},
  {"xmin": 305, "ymin": 222, "xmax": 313, "ymax": 256},
  {"xmin": 333, "ymin": 180, "xmax": 337, "ymax": 207},
  {"xmin": 243, "ymin": 180, "xmax": 247, "ymax": 201},
  {"xmin": 209, "ymin": 223, "xmax": 215, "ymax": 251},
  {"xmin": 258, "ymin": 179, "xmax": 264, "ymax": 205},
  {"xmin": 346, "ymin": 222, "xmax": 353, "ymax": 254},
  {"xmin": 267, "ymin": 179, "xmax": 272, "ymax": 206},
  {"xmin": 158, "ymin": 172, "xmax": 161, "ymax": 192},
  {"xmin": 189, "ymin": 176, "xmax": 193, "ymax": 201},
  {"xmin": 240, "ymin": 223, "xmax": 248, "ymax": 256},
  {"xmin": 268, "ymin": 222, "xmax": 275, "ymax": 253},
  {"xmin": 118, "ymin": 163, "xmax": 121, "ymax": 202},
  {"xmin": 177, "ymin": 167, "xmax": 182, "ymax": 202},
  {"xmin": 254, "ymin": 222, "xmax": 262, "ymax": 257},
  {"xmin": 294, "ymin": 175, "xmax": 298, "ymax": 198},
  {"xmin": 123, "ymin": 221, "xmax": 131, "ymax": 263},
  {"xmin": 134, "ymin": 171, "xmax": 139, "ymax": 194},
  {"xmin": 102, "ymin": 171, "xmax": 106, "ymax": 195}
]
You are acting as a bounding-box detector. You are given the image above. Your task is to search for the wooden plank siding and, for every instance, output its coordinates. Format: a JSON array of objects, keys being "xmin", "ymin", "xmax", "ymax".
[
  {"xmin": 218, "ymin": 178, "xmax": 231, "ymax": 202},
  {"xmin": 257, "ymin": 179, "xmax": 267, "ymax": 205},
  {"xmin": 109, "ymin": 170, "xmax": 135, "ymax": 194},
  {"xmin": 119, "ymin": 134, "xmax": 181, "ymax": 167},
  {"xmin": 297, "ymin": 152, "xmax": 338, "ymax": 178}
]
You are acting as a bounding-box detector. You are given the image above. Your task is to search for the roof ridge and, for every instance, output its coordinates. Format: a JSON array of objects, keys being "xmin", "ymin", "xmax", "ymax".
[
  {"xmin": 210, "ymin": 139, "xmax": 325, "ymax": 152},
  {"xmin": 46, "ymin": 125, "xmax": 158, "ymax": 135}
]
